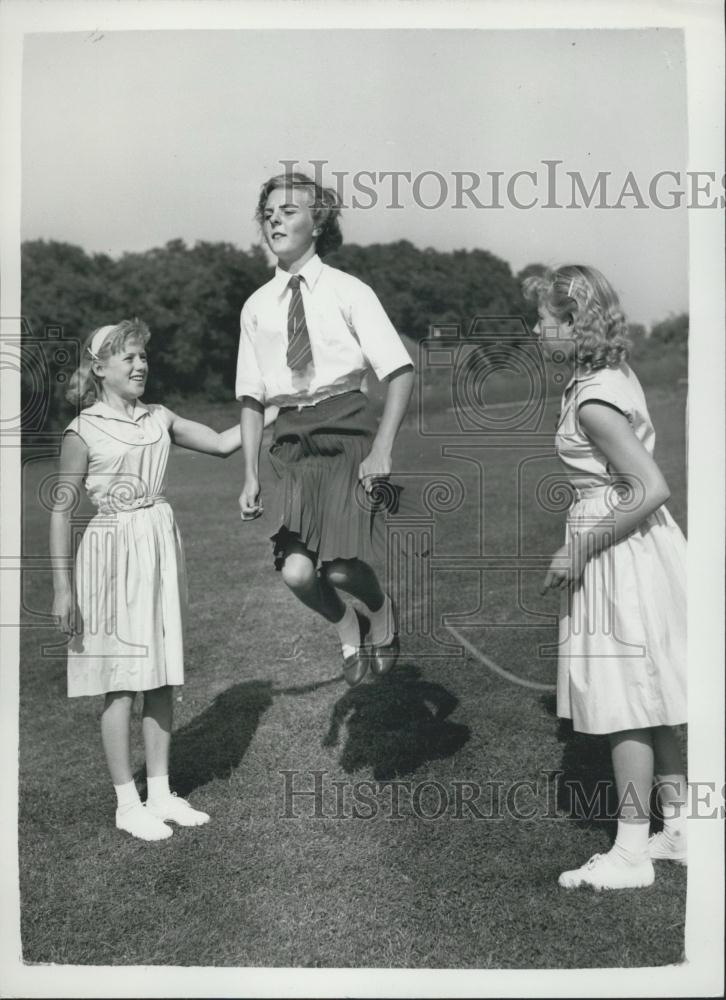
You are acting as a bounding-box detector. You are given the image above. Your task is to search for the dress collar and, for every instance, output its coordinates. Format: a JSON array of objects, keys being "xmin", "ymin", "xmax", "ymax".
[
  {"xmin": 563, "ymin": 367, "xmax": 598, "ymax": 394},
  {"xmin": 564, "ymin": 361, "xmax": 630, "ymax": 394},
  {"xmin": 82, "ymin": 400, "xmax": 150, "ymax": 424},
  {"xmin": 273, "ymin": 254, "xmax": 324, "ymax": 296}
]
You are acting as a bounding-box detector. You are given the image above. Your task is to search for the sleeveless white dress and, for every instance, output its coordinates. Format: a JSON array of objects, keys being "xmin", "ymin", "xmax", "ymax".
[
  {"xmin": 64, "ymin": 401, "xmax": 186, "ymax": 697},
  {"xmin": 554, "ymin": 363, "xmax": 686, "ymax": 734}
]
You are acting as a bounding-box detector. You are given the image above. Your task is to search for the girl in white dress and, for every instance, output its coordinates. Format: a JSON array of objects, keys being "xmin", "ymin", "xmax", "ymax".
[
  {"xmin": 524, "ymin": 266, "xmax": 687, "ymax": 890},
  {"xmin": 50, "ymin": 319, "xmax": 242, "ymax": 841}
]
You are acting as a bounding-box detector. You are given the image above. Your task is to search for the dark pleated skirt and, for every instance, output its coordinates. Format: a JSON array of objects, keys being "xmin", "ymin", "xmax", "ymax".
[{"xmin": 268, "ymin": 391, "xmax": 398, "ymax": 570}]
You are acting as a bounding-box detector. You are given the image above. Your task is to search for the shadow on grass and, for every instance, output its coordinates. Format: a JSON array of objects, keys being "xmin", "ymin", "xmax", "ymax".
[
  {"xmin": 137, "ymin": 675, "xmax": 344, "ymax": 797},
  {"xmin": 541, "ymin": 693, "xmax": 618, "ymax": 835},
  {"xmin": 323, "ymin": 662, "xmax": 470, "ymax": 781},
  {"xmin": 134, "ymin": 680, "xmax": 275, "ymax": 797}
]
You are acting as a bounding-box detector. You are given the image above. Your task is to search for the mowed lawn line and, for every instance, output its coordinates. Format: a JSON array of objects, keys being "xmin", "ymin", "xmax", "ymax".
[{"xmin": 18, "ymin": 386, "xmax": 686, "ymax": 967}]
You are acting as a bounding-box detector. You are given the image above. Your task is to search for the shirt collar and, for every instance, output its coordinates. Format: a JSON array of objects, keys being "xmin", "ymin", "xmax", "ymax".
[
  {"xmin": 83, "ymin": 400, "xmax": 150, "ymax": 424},
  {"xmin": 273, "ymin": 254, "xmax": 324, "ymax": 296}
]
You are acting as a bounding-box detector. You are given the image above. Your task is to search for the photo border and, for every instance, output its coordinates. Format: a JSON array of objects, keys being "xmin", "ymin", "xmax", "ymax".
[{"xmin": 1, "ymin": 1, "xmax": 723, "ymax": 997}]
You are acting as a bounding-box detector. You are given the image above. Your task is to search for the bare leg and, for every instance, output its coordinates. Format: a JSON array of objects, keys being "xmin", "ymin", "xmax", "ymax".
[
  {"xmin": 652, "ymin": 725, "xmax": 687, "ymax": 809},
  {"xmin": 324, "ymin": 558, "xmax": 396, "ymax": 649},
  {"xmin": 142, "ymin": 685, "xmax": 209, "ymax": 827},
  {"xmin": 142, "ymin": 685, "xmax": 173, "ymax": 778},
  {"xmin": 650, "ymin": 725, "xmax": 687, "ymax": 860},
  {"xmin": 103, "ymin": 689, "xmax": 173, "ymax": 840},
  {"xmin": 101, "ymin": 691, "xmax": 135, "ymax": 785},
  {"xmin": 281, "ymin": 542, "xmax": 345, "ymax": 622},
  {"xmin": 323, "ymin": 558, "xmax": 385, "ymax": 611},
  {"xmin": 609, "ymin": 728, "xmax": 654, "ymax": 824},
  {"xmin": 559, "ymin": 728, "xmax": 656, "ymax": 888},
  {"xmin": 281, "ymin": 543, "xmax": 369, "ymax": 677}
]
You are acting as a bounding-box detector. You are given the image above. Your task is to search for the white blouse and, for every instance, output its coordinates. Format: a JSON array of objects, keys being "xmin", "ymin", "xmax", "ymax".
[{"xmin": 235, "ymin": 254, "xmax": 413, "ymax": 407}]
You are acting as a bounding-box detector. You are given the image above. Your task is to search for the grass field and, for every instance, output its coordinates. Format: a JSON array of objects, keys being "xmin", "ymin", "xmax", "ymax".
[{"xmin": 18, "ymin": 381, "xmax": 687, "ymax": 968}]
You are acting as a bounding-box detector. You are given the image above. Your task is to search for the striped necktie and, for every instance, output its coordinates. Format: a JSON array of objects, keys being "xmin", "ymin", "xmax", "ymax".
[{"xmin": 286, "ymin": 275, "xmax": 314, "ymax": 373}]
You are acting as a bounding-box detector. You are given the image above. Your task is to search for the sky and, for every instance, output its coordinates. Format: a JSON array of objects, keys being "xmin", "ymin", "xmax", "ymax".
[{"xmin": 21, "ymin": 28, "xmax": 690, "ymax": 326}]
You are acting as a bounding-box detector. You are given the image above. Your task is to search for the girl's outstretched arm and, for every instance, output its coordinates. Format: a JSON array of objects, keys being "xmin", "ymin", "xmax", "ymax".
[
  {"xmin": 239, "ymin": 397, "xmax": 265, "ymax": 519},
  {"xmin": 358, "ymin": 364, "xmax": 414, "ymax": 493},
  {"xmin": 164, "ymin": 407, "xmax": 242, "ymax": 457},
  {"xmin": 541, "ymin": 401, "xmax": 671, "ymax": 593},
  {"xmin": 50, "ymin": 431, "xmax": 88, "ymax": 635}
]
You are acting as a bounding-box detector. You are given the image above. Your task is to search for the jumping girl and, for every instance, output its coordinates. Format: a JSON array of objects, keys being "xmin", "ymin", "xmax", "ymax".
[
  {"xmin": 51, "ymin": 319, "xmax": 242, "ymax": 841},
  {"xmin": 527, "ymin": 265, "xmax": 687, "ymax": 890},
  {"xmin": 237, "ymin": 171, "xmax": 414, "ymax": 686}
]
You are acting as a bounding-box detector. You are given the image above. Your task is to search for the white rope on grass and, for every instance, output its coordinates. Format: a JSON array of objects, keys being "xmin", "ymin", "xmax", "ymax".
[
  {"xmin": 444, "ymin": 623, "xmax": 556, "ymax": 693},
  {"xmin": 446, "ymin": 397, "xmax": 539, "ymax": 414}
]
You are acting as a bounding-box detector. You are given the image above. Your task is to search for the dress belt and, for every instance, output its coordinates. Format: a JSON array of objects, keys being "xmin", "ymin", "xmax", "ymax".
[
  {"xmin": 570, "ymin": 484, "xmax": 629, "ymax": 507},
  {"xmin": 572, "ymin": 484, "xmax": 609, "ymax": 500},
  {"xmin": 97, "ymin": 494, "xmax": 167, "ymax": 514}
]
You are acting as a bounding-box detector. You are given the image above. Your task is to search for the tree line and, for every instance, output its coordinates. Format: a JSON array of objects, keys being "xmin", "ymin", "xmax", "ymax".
[{"xmin": 21, "ymin": 238, "xmax": 687, "ymax": 429}]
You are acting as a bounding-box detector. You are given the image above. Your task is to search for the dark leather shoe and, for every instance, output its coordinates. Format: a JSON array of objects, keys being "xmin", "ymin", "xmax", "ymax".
[
  {"xmin": 342, "ymin": 650, "xmax": 368, "ymax": 687},
  {"xmin": 341, "ymin": 610, "xmax": 370, "ymax": 687},
  {"xmin": 370, "ymin": 634, "xmax": 400, "ymax": 677}
]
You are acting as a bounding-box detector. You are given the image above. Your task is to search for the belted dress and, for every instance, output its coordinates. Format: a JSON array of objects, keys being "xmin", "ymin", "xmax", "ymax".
[{"xmin": 63, "ymin": 401, "xmax": 186, "ymax": 697}]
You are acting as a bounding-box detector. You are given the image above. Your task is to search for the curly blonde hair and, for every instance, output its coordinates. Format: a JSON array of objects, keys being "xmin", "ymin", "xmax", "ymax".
[
  {"xmin": 522, "ymin": 265, "xmax": 630, "ymax": 369},
  {"xmin": 66, "ymin": 319, "xmax": 151, "ymax": 408},
  {"xmin": 255, "ymin": 171, "xmax": 343, "ymax": 257}
]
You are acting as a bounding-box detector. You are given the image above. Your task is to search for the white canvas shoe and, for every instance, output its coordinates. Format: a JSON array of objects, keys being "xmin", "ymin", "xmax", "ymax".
[
  {"xmin": 558, "ymin": 852, "xmax": 655, "ymax": 891},
  {"xmin": 648, "ymin": 831, "xmax": 687, "ymax": 865},
  {"xmin": 116, "ymin": 803, "xmax": 173, "ymax": 841},
  {"xmin": 147, "ymin": 792, "xmax": 210, "ymax": 827}
]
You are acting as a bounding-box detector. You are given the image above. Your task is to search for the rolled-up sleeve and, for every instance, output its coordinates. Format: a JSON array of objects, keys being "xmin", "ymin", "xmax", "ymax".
[
  {"xmin": 349, "ymin": 282, "xmax": 414, "ymax": 381},
  {"xmin": 235, "ymin": 303, "xmax": 266, "ymax": 403}
]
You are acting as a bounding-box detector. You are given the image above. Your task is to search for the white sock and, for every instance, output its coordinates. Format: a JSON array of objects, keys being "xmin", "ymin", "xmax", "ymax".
[
  {"xmin": 114, "ymin": 780, "xmax": 141, "ymax": 816},
  {"xmin": 334, "ymin": 605, "xmax": 360, "ymax": 658},
  {"xmin": 368, "ymin": 594, "xmax": 394, "ymax": 646},
  {"xmin": 611, "ymin": 820, "xmax": 650, "ymax": 864},
  {"xmin": 662, "ymin": 805, "xmax": 687, "ymax": 844},
  {"xmin": 147, "ymin": 774, "xmax": 171, "ymax": 804}
]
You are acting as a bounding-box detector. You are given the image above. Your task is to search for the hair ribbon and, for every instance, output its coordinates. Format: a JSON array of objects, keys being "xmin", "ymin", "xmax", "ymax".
[{"xmin": 87, "ymin": 324, "xmax": 118, "ymax": 360}]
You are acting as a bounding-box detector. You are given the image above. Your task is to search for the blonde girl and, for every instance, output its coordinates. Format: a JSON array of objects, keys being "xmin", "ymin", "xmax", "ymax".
[
  {"xmin": 51, "ymin": 319, "xmax": 241, "ymax": 841},
  {"xmin": 525, "ymin": 265, "xmax": 687, "ymax": 890}
]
